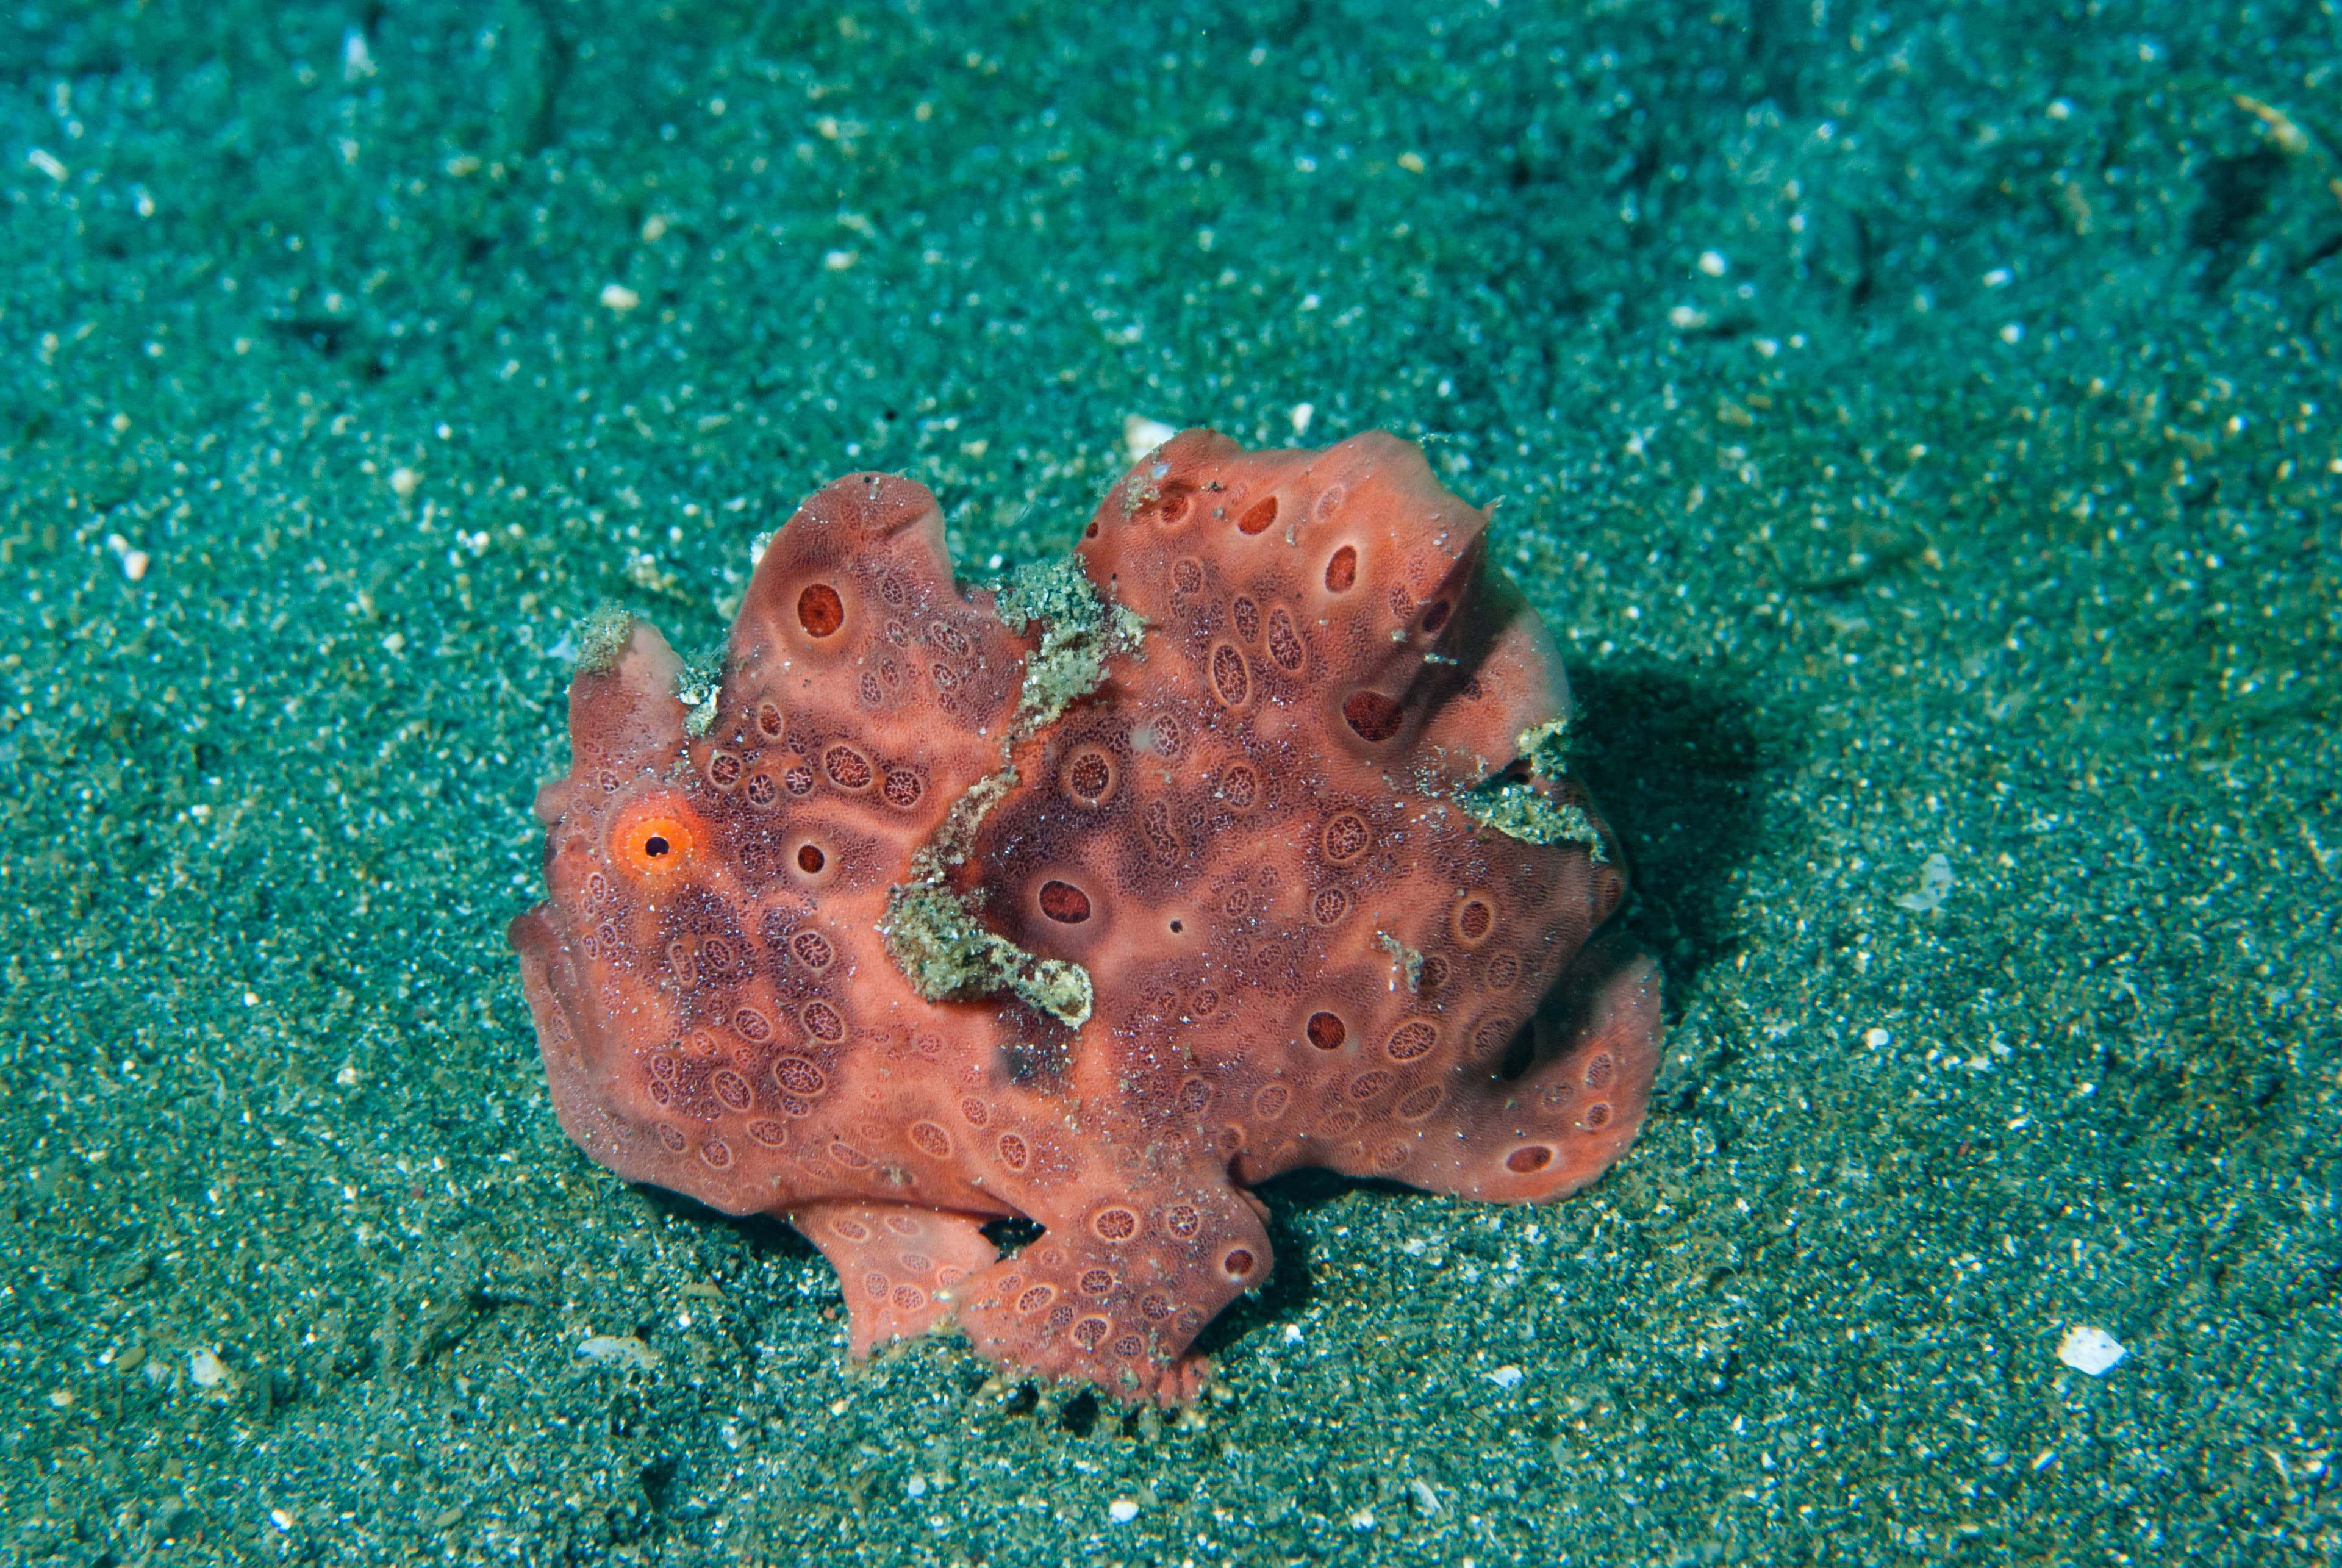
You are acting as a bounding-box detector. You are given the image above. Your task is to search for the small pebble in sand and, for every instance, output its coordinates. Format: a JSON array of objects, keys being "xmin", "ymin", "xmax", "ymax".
[
  {"xmin": 598, "ymin": 282, "xmax": 640, "ymax": 313},
  {"xmin": 2057, "ymin": 1326, "xmax": 2125, "ymax": 1376},
  {"xmin": 1107, "ymin": 1499, "xmax": 1139, "ymax": 1523}
]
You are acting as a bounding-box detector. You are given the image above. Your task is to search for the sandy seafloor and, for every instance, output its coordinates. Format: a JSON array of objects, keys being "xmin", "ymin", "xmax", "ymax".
[{"xmin": 3, "ymin": 1, "xmax": 2340, "ymax": 1563}]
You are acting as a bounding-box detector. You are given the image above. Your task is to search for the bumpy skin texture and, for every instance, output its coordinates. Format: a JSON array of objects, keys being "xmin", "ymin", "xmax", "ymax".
[{"xmin": 510, "ymin": 431, "xmax": 1661, "ymax": 1404}]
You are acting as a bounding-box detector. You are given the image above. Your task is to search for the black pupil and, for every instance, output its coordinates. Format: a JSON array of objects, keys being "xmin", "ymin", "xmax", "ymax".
[
  {"xmin": 1169, "ymin": 920, "xmax": 1183, "ymax": 933},
  {"xmin": 643, "ymin": 834, "xmax": 670, "ymax": 857}
]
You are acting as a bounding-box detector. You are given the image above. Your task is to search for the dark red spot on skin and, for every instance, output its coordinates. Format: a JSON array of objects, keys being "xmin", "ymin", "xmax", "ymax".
[
  {"xmin": 1306, "ymin": 1012, "xmax": 1347, "ymax": 1050},
  {"xmin": 1325, "ymin": 546, "xmax": 1358, "ymax": 591},
  {"xmin": 797, "ymin": 844, "xmax": 826, "ymax": 875},
  {"xmin": 1064, "ymin": 747, "xmax": 1114, "ymax": 804},
  {"xmin": 1223, "ymin": 1248, "xmax": 1256, "ymax": 1280},
  {"xmin": 774, "ymin": 1057, "xmax": 826, "ymax": 1097},
  {"xmin": 1266, "ymin": 608, "xmax": 1306, "ymax": 673},
  {"xmin": 824, "ymin": 745, "xmax": 873, "ymax": 790},
  {"xmin": 798, "ymin": 583, "xmax": 845, "ymax": 637},
  {"xmin": 1322, "ymin": 812, "xmax": 1371, "ymax": 863},
  {"xmin": 1460, "ymin": 899, "xmax": 1493, "ymax": 940},
  {"xmin": 1039, "ymin": 879, "xmax": 1093, "ymax": 923},
  {"xmin": 1506, "ymin": 1145, "xmax": 1553, "ymax": 1173},
  {"xmin": 1421, "ymin": 598, "xmax": 1451, "ymax": 634},
  {"xmin": 1237, "ymin": 496, "xmax": 1277, "ymax": 534},
  {"xmin": 1210, "ymin": 644, "xmax": 1250, "ymax": 706},
  {"xmin": 1386, "ymin": 1021, "xmax": 1438, "ymax": 1061},
  {"xmin": 1395, "ymin": 1085, "xmax": 1444, "ymax": 1120},
  {"xmin": 1342, "ymin": 691, "xmax": 1405, "ymax": 743}
]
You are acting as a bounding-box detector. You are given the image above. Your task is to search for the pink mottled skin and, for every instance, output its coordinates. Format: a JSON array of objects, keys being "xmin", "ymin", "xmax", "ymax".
[{"xmin": 509, "ymin": 430, "xmax": 1661, "ymax": 1404}]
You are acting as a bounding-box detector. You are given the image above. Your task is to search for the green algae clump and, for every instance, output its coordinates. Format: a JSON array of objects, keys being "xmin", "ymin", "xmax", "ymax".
[
  {"xmin": 1459, "ymin": 718, "xmax": 1606, "ymax": 857},
  {"xmin": 878, "ymin": 879, "xmax": 1095, "ymax": 1029},
  {"xmin": 571, "ymin": 601, "xmax": 637, "ymax": 676},
  {"xmin": 992, "ymin": 556, "xmax": 1146, "ymax": 737}
]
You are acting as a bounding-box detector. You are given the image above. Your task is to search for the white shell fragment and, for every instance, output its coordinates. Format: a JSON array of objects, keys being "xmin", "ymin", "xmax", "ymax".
[
  {"xmin": 576, "ymin": 1334, "xmax": 661, "ymax": 1370},
  {"xmin": 188, "ymin": 1347, "xmax": 233, "ymax": 1389},
  {"xmin": 1122, "ymin": 415, "xmax": 1176, "ymax": 462},
  {"xmin": 2057, "ymin": 1326, "xmax": 2126, "ymax": 1376},
  {"xmin": 1894, "ymin": 853, "xmax": 1955, "ymax": 912}
]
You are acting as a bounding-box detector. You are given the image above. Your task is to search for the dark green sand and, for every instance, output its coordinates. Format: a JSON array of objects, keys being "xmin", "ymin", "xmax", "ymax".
[{"xmin": 4, "ymin": 2, "xmax": 2338, "ymax": 1563}]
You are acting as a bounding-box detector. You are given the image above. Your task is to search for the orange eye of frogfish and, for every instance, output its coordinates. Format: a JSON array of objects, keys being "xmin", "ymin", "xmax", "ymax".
[{"xmin": 609, "ymin": 796, "xmax": 701, "ymax": 884}]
